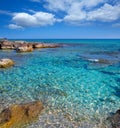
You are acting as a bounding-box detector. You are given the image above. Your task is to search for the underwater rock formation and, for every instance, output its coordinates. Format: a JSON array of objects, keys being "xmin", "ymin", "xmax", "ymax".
[
  {"xmin": 33, "ymin": 43, "xmax": 61, "ymax": 49},
  {"xmin": 109, "ymin": 109, "xmax": 120, "ymax": 128},
  {"xmin": 88, "ymin": 58, "xmax": 111, "ymax": 64}
]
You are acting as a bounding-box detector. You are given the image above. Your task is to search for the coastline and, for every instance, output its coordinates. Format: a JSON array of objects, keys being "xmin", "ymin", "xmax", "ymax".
[{"xmin": 0, "ymin": 39, "xmax": 120, "ymax": 127}]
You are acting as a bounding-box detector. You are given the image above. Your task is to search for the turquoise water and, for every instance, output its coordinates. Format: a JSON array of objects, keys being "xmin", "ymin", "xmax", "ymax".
[{"xmin": 0, "ymin": 39, "xmax": 120, "ymax": 127}]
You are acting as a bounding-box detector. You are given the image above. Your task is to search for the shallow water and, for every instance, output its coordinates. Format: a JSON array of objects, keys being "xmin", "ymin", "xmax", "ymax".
[{"xmin": 0, "ymin": 39, "xmax": 120, "ymax": 127}]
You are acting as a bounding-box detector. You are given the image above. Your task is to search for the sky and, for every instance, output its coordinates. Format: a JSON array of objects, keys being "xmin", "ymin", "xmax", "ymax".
[{"xmin": 0, "ymin": 0, "xmax": 120, "ymax": 39}]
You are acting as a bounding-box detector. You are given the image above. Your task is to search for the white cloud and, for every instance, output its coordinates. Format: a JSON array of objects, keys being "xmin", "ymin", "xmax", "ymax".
[
  {"xmin": 44, "ymin": 0, "xmax": 106, "ymax": 12},
  {"xmin": 44, "ymin": 0, "xmax": 72, "ymax": 12},
  {"xmin": 11, "ymin": 11, "xmax": 57, "ymax": 28},
  {"xmin": 64, "ymin": 11, "xmax": 86, "ymax": 23},
  {"xmin": 44, "ymin": 0, "xmax": 120, "ymax": 24},
  {"xmin": 64, "ymin": 3, "xmax": 120, "ymax": 24},
  {"xmin": 80, "ymin": 0, "xmax": 106, "ymax": 8},
  {"xmin": 8, "ymin": 0, "xmax": 120, "ymax": 28},
  {"xmin": 8, "ymin": 24, "xmax": 23, "ymax": 29},
  {"xmin": 87, "ymin": 4, "xmax": 120, "ymax": 22}
]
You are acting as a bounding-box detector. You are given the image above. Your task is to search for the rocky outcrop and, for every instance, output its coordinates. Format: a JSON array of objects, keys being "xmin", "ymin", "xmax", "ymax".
[
  {"xmin": 109, "ymin": 109, "xmax": 120, "ymax": 128},
  {"xmin": 0, "ymin": 101, "xmax": 44, "ymax": 128},
  {"xmin": 13, "ymin": 41, "xmax": 27, "ymax": 48},
  {"xmin": 0, "ymin": 39, "xmax": 61, "ymax": 52},
  {"xmin": 0, "ymin": 40, "xmax": 14, "ymax": 50},
  {"xmin": 0, "ymin": 59, "xmax": 14, "ymax": 68},
  {"xmin": 16, "ymin": 44, "xmax": 33, "ymax": 52}
]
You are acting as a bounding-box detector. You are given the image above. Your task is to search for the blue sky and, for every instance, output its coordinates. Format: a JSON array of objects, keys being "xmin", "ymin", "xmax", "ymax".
[{"xmin": 0, "ymin": 0, "xmax": 120, "ymax": 39}]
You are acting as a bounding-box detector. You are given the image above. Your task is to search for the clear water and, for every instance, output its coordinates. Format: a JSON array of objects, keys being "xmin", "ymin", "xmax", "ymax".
[{"xmin": 0, "ymin": 39, "xmax": 120, "ymax": 127}]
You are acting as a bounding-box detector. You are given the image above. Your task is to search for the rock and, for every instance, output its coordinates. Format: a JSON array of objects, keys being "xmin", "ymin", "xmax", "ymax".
[
  {"xmin": 33, "ymin": 43, "xmax": 60, "ymax": 49},
  {"xmin": 13, "ymin": 41, "xmax": 27, "ymax": 48},
  {"xmin": 0, "ymin": 40, "xmax": 14, "ymax": 50},
  {"xmin": 0, "ymin": 101, "xmax": 44, "ymax": 128},
  {"xmin": 109, "ymin": 109, "xmax": 120, "ymax": 128},
  {"xmin": 16, "ymin": 44, "xmax": 33, "ymax": 52},
  {"xmin": 42, "ymin": 43, "xmax": 60, "ymax": 48},
  {"xmin": 0, "ymin": 59, "xmax": 14, "ymax": 68},
  {"xmin": 0, "ymin": 39, "xmax": 61, "ymax": 53},
  {"xmin": 32, "ymin": 43, "xmax": 44, "ymax": 48},
  {"xmin": 0, "ymin": 109, "xmax": 11, "ymax": 124}
]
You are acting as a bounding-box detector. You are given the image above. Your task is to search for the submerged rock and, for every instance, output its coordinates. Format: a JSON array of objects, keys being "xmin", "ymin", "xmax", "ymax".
[
  {"xmin": 0, "ymin": 101, "xmax": 44, "ymax": 128},
  {"xmin": 88, "ymin": 58, "xmax": 111, "ymax": 64},
  {"xmin": 33, "ymin": 43, "xmax": 61, "ymax": 49},
  {"xmin": 109, "ymin": 109, "xmax": 120, "ymax": 128},
  {"xmin": 96, "ymin": 59, "xmax": 111, "ymax": 64},
  {"xmin": 107, "ymin": 109, "xmax": 120, "ymax": 128},
  {"xmin": 90, "ymin": 51, "xmax": 120, "ymax": 58},
  {"xmin": 0, "ymin": 59, "xmax": 14, "ymax": 68}
]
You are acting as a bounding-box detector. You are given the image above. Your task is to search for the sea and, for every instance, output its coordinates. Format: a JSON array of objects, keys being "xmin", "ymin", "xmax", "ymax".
[{"xmin": 0, "ymin": 39, "xmax": 120, "ymax": 128}]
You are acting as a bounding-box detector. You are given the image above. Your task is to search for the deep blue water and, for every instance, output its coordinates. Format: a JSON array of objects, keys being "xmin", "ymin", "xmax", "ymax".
[{"xmin": 0, "ymin": 39, "xmax": 120, "ymax": 127}]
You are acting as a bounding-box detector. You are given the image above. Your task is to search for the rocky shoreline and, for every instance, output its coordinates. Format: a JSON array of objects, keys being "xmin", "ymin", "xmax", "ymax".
[
  {"xmin": 0, "ymin": 39, "xmax": 61, "ymax": 68},
  {"xmin": 0, "ymin": 39, "xmax": 61, "ymax": 52},
  {"xmin": 0, "ymin": 100, "xmax": 119, "ymax": 128}
]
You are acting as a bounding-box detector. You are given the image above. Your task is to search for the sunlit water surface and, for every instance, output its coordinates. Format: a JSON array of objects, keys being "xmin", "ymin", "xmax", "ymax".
[{"xmin": 0, "ymin": 39, "xmax": 120, "ymax": 128}]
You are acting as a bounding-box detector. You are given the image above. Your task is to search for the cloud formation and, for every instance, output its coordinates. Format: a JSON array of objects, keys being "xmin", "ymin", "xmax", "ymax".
[
  {"xmin": 64, "ymin": 3, "xmax": 120, "ymax": 23},
  {"xmin": 87, "ymin": 4, "xmax": 120, "ymax": 21},
  {"xmin": 45, "ymin": 0, "xmax": 106, "ymax": 11},
  {"xmin": 44, "ymin": 0, "xmax": 120, "ymax": 24},
  {"xmin": 8, "ymin": 24, "xmax": 23, "ymax": 29},
  {"xmin": 8, "ymin": 0, "xmax": 120, "ymax": 29},
  {"xmin": 9, "ymin": 11, "xmax": 57, "ymax": 28}
]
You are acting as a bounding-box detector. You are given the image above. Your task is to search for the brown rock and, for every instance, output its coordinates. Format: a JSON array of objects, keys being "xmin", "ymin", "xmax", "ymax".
[
  {"xmin": 0, "ymin": 101, "xmax": 44, "ymax": 128},
  {"xmin": 0, "ymin": 41, "xmax": 14, "ymax": 50},
  {"xmin": 32, "ymin": 43, "xmax": 44, "ymax": 48},
  {"xmin": 13, "ymin": 41, "xmax": 27, "ymax": 48},
  {"xmin": 0, "ymin": 109, "xmax": 11, "ymax": 124},
  {"xmin": 16, "ymin": 44, "xmax": 33, "ymax": 52},
  {"xmin": 0, "ymin": 59, "xmax": 14, "ymax": 68}
]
